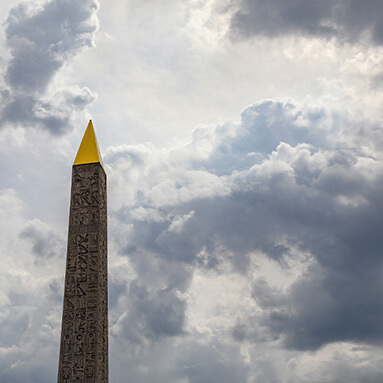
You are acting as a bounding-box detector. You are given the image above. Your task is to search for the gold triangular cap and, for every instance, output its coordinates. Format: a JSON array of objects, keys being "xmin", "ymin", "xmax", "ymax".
[{"xmin": 74, "ymin": 120, "xmax": 104, "ymax": 168}]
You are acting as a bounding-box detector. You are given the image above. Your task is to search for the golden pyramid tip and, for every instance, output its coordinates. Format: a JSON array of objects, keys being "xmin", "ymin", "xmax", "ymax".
[{"xmin": 73, "ymin": 120, "xmax": 104, "ymax": 167}]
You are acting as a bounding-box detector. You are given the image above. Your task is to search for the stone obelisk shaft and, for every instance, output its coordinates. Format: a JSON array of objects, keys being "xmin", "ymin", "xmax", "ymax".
[{"xmin": 58, "ymin": 123, "xmax": 108, "ymax": 383}]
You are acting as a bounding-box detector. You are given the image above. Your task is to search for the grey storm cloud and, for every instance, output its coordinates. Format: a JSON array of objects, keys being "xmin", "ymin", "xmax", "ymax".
[
  {"xmin": 0, "ymin": 0, "xmax": 98, "ymax": 133},
  {"xmin": 230, "ymin": 0, "xmax": 383, "ymax": 45},
  {"xmin": 124, "ymin": 281, "xmax": 186, "ymax": 341},
  {"xmin": 107, "ymin": 98, "xmax": 383, "ymax": 357},
  {"xmin": 19, "ymin": 219, "xmax": 61, "ymax": 259}
]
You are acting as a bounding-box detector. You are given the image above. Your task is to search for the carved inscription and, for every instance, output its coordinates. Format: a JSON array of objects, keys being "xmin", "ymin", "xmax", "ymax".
[{"xmin": 58, "ymin": 163, "xmax": 108, "ymax": 383}]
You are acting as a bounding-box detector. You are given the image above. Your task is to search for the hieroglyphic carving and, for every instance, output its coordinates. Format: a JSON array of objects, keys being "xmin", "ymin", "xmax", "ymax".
[{"xmin": 58, "ymin": 162, "xmax": 108, "ymax": 383}]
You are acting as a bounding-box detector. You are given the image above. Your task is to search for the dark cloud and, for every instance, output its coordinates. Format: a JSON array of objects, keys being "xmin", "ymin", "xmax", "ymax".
[
  {"xmin": 109, "ymin": 98, "xmax": 383, "ymax": 356},
  {"xmin": 112, "ymin": 280, "xmax": 186, "ymax": 345},
  {"xmin": 264, "ymin": 262, "xmax": 383, "ymax": 351},
  {"xmin": 251, "ymin": 278, "xmax": 286, "ymax": 309},
  {"xmin": 210, "ymin": 150, "xmax": 383, "ymax": 350},
  {"xmin": 5, "ymin": 0, "xmax": 98, "ymax": 92},
  {"xmin": 0, "ymin": 86, "xmax": 96, "ymax": 134},
  {"xmin": 19, "ymin": 219, "xmax": 60, "ymax": 259},
  {"xmin": 129, "ymin": 281, "xmax": 186, "ymax": 339},
  {"xmin": 258, "ymin": 177, "xmax": 383, "ymax": 350},
  {"xmin": 230, "ymin": 0, "xmax": 383, "ymax": 45},
  {"xmin": 0, "ymin": 0, "xmax": 98, "ymax": 133}
]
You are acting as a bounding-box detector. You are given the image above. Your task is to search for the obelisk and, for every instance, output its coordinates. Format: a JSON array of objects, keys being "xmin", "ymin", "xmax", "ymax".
[{"xmin": 57, "ymin": 121, "xmax": 108, "ymax": 383}]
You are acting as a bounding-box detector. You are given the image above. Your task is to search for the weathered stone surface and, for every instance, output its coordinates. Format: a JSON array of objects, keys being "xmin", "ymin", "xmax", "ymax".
[{"xmin": 58, "ymin": 162, "xmax": 108, "ymax": 383}]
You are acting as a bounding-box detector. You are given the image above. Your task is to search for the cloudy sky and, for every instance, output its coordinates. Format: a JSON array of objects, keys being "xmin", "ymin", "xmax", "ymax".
[{"xmin": 0, "ymin": 0, "xmax": 383, "ymax": 382}]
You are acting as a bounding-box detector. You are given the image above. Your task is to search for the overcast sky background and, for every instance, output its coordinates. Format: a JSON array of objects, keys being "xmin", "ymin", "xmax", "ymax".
[{"xmin": 0, "ymin": 0, "xmax": 383, "ymax": 382}]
